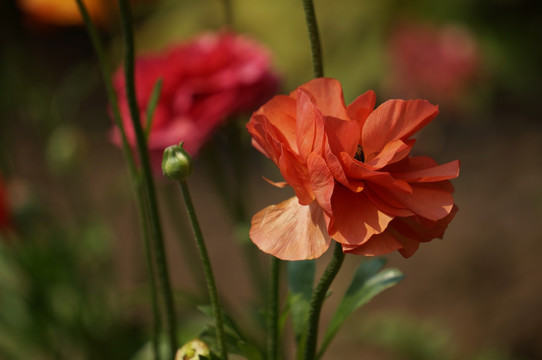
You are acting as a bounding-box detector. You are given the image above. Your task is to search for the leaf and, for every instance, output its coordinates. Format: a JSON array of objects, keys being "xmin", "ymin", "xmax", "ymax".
[
  {"xmin": 286, "ymin": 260, "xmax": 316, "ymax": 343},
  {"xmin": 144, "ymin": 78, "xmax": 163, "ymax": 140},
  {"xmin": 197, "ymin": 306, "xmax": 264, "ymax": 360},
  {"xmin": 317, "ymin": 258, "xmax": 404, "ymax": 359}
]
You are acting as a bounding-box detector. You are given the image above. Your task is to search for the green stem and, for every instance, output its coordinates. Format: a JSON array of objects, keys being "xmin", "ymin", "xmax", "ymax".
[
  {"xmin": 118, "ymin": 0, "xmax": 178, "ymax": 357},
  {"xmin": 301, "ymin": 0, "xmax": 324, "ymax": 78},
  {"xmin": 303, "ymin": 242, "xmax": 345, "ymax": 360},
  {"xmin": 75, "ymin": 0, "xmax": 163, "ymax": 358},
  {"xmin": 267, "ymin": 256, "xmax": 280, "ymax": 360},
  {"xmin": 135, "ymin": 179, "xmax": 161, "ymax": 360},
  {"xmin": 178, "ymin": 180, "xmax": 228, "ymax": 360},
  {"xmin": 74, "ymin": 0, "xmax": 136, "ymax": 174},
  {"xmin": 222, "ymin": 0, "xmax": 234, "ymax": 29}
]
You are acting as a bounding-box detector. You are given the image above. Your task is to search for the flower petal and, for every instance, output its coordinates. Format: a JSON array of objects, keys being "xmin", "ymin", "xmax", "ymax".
[
  {"xmin": 307, "ymin": 153, "xmax": 335, "ymax": 216},
  {"xmin": 330, "ymin": 185, "xmax": 393, "ymax": 246},
  {"xmin": 390, "ymin": 182, "xmax": 454, "ymax": 221},
  {"xmin": 342, "ymin": 231, "xmax": 403, "ymax": 256},
  {"xmin": 346, "ymin": 90, "xmax": 376, "ymax": 128},
  {"xmin": 365, "ymin": 139, "xmax": 415, "ymax": 169},
  {"xmin": 297, "ymin": 78, "xmax": 349, "ymax": 119},
  {"xmin": 391, "ymin": 158, "xmax": 460, "ymax": 182},
  {"xmin": 324, "ymin": 116, "xmax": 361, "ymax": 157},
  {"xmin": 250, "ymin": 197, "xmax": 331, "ymax": 260},
  {"xmin": 254, "ymin": 95, "xmax": 298, "ymax": 152},
  {"xmin": 296, "ymin": 89, "xmax": 325, "ymax": 161},
  {"xmin": 362, "ymin": 99, "xmax": 438, "ymax": 161}
]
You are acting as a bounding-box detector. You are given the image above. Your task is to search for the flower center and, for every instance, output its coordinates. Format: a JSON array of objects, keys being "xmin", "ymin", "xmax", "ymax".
[{"xmin": 355, "ymin": 145, "xmax": 365, "ymax": 162}]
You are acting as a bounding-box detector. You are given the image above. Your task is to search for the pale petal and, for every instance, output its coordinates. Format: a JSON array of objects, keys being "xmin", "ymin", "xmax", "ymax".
[{"xmin": 250, "ymin": 197, "xmax": 331, "ymax": 260}]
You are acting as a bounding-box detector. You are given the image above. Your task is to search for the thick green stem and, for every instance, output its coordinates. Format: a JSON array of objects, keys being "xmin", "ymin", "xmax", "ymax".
[
  {"xmin": 178, "ymin": 180, "xmax": 228, "ymax": 360},
  {"xmin": 267, "ymin": 256, "xmax": 280, "ymax": 360},
  {"xmin": 118, "ymin": 0, "xmax": 177, "ymax": 357},
  {"xmin": 303, "ymin": 242, "xmax": 345, "ymax": 360},
  {"xmin": 301, "ymin": 0, "xmax": 324, "ymax": 78}
]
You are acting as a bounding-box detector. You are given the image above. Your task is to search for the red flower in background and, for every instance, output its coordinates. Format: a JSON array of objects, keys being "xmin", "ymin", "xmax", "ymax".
[
  {"xmin": 113, "ymin": 32, "xmax": 279, "ymax": 165},
  {"xmin": 247, "ymin": 78, "xmax": 459, "ymax": 260},
  {"xmin": 387, "ymin": 22, "xmax": 479, "ymax": 103},
  {"xmin": 0, "ymin": 176, "xmax": 12, "ymax": 233}
]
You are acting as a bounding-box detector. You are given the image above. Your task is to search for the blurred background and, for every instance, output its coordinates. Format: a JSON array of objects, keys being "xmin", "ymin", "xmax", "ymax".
[{"xmin": 1, "ymin": 0, "xmax": 542, "ymax": 359}]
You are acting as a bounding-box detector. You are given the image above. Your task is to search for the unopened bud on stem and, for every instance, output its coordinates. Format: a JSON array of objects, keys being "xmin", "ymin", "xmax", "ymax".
[{"xmin": 162, "ymin": 142, "xmax": 194, "ymax": 181}]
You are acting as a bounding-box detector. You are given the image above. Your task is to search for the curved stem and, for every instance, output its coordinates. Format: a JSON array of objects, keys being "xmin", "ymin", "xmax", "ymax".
[
  {"xmin": 178, "ymin": 180, "xmax": 228, "ymax": 360},
  {"xmin": 303, "ymin": 242, "xmax": 345, "ymax": 360},
  {"xmin": 267, "ymin": 256, "xmax": 280, "ymax": 360},
  {"xmin": 118, "ymin": 0, "xmax": 178, "ymax": 357},
  {"xmin": 301, "ymin": 0, "xmax": 324, "ymax": 78}
]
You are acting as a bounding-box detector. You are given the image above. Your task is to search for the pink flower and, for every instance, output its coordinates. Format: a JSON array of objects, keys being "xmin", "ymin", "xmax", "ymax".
[
  {"xmin": 112, "ymin": 32, "xmax": 279, "ymax": 165},
  {"xmin": 387, "ymin": 22, "xmax": 479, "ymax": 103},
  {"xmin": 247, "ymin": 78, "xmax": 459, "ymax": 260}
]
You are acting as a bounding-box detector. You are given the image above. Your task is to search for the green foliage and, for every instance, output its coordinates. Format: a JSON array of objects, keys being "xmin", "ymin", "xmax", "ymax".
[{"xmin": 317, "ymin": 258, "xmax": 403, "ymax": 359}]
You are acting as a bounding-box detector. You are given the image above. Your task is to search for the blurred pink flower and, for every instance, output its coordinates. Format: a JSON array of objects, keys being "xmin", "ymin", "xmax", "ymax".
[
  {"xmin": 387, "ymin": 22, "xmax": 479, "ymax": 103},
  {"xmin": 112, "ymin": 32, "xmax": 280, "ymax": 165}
]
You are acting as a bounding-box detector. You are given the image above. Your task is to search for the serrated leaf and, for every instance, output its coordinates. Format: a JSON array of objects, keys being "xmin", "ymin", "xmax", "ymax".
[
  {"xmin": 287, "ymin": 260, "xmax": 316, "ymax": 360},
  {"xmin": 317, "ymin": 258, "xmax": 404, "ymax": 359}
]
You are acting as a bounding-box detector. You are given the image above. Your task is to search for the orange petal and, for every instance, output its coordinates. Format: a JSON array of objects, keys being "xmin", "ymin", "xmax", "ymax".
[
  {"xmin": 346, "ymin": 90, "xmax": 376, "ymax": 129},
  {"xmin": 263, "ymin": 177, "xmax": 288, "ymax": 188},
  {"xmin": 324, "ymin": 142, "xmax": 365, "ymax": 192},
  {"xmin": 307, "ymin": 153, "xmax": 335, "ymax": 216},
  {"xmin": 392, "ymin": 159, "xmax": 460, "ymax": 182},
  {"xmin": 330, "ymin": 185, "xmax": 393, "ymax": 246},
  {"xmin": 255, "ymin": 95, "xmax": 298, "ymax": 153},
  {"xmin": 362, "ymin": 99, "xmax": 438, "ymax": 160},
  {"xmin": 297, "ymin": 78, "xmax": 349, "ymax": 119},
  {"xmin": 391, "ymin": 183, "xmax": 454, "ymax": 221},
  {"xmin": 295, "ymin": 89, "xmax": 325, "ymax": 161},
  {"xmin": 342, "ymin": 231, "xmax": 403, "ymax": 256},
  {"xmin": 324, "ymin": 116, "xmax": 361, "ymax": 157},
  {"xmin": 250, "ymin": 197, "xmax": 331, "ymax": 260},
  {"xmin": 365, "ymin": 139, "xmax": 415, "ymax": 168}
]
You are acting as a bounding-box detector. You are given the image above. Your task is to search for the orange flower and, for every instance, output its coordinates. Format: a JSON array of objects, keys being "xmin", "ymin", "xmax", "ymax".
[
  {"xmin": 247, "ymin": 78, "xmax": 459, "ymax": 260},
  {"xmin": 17, "ymin": 0, "xmax": 106, "ymax": 26}
]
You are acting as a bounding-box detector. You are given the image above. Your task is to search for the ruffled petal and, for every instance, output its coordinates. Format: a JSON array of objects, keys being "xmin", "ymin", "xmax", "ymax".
[
  {"xmin": 391, "ymin": 158, "xmax": 460, "ymax": 182},
  {"xmin": 296, "ymin": 89, "xmax": 326, "ymax": 161},
  {"xmin": 330, "ymin": 185, "xmax": 393, "ymax": 246},
  {"xmin": 254, "ymin": 95, "xmax": 298, "ymax": 152},
  {"xmin": 390, "ymin": 182, "xmax": 454, "ymax": 221},
  {"xmin": 307, "ymin": 153, "xmax": 335, "ymax": 216},
  {"xmin": 346, "ymin": 90, "xmax": 376, "ymax": 129},
  {"xmin": 342, "ymin": 231, "xmax": 403, "ymax": 256},
  {"xmin": 296, "ymin": 78, "xmax": 349, "ymax": 119},
  {"xmin": 324, "ymin": 116, "xmax": 361, "ymax": 157},
  {"xmin": 365, "ymin": 139, "xmax": 415, "ymax": 169},
  {"xmin": 250, "ymin": 197, "xmax": 331, "ymax": 260},
  {"xmin": 362, "ymin": 99, "xmax": 438, "ymax": 161}
]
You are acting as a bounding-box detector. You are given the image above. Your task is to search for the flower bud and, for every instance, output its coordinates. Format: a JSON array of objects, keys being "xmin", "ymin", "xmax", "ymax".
[
  {"xmin": 175, "ymin": 339, "xmax": 210, "ymax": 360},
  {"xmin": 162, "ymin": 142, "xmax": 194, "ymax": 181}
]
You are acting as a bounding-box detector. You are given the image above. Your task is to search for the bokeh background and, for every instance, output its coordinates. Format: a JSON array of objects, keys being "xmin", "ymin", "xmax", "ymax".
[{"xmin": 1, "ymin": 0, "xmax": 542, "ymax": 359}]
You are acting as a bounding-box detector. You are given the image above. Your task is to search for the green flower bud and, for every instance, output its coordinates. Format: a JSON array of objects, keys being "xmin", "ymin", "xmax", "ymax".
[
  {"xmin": 162, "ymin": 142, "xmax": 193, "ymax": 181},
  {"xmin": 175, "ymin": 339, "xmax": 210, "ymax": 360}
]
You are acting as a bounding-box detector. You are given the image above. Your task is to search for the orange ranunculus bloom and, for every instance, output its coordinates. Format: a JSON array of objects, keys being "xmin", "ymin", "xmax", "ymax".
[{"xmin": 247, "ymin": 78, "xmax": 459, "ymax": 260}]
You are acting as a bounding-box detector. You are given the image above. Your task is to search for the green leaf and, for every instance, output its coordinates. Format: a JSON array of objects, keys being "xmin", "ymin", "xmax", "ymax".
[
  {"xmin": 317, "ymin": 258, "xmax": 404, "ymax": 359},
  {"xmin": 197, "ymin": 306, "xmax": 264, "ymax": 360},
  {"xmin": 287, "ymin": 260, "xmax": 316, "ymax": 343},
  {"xmin": 144, "ymin": 78, "xmax": 163, "ymax": 140}
]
